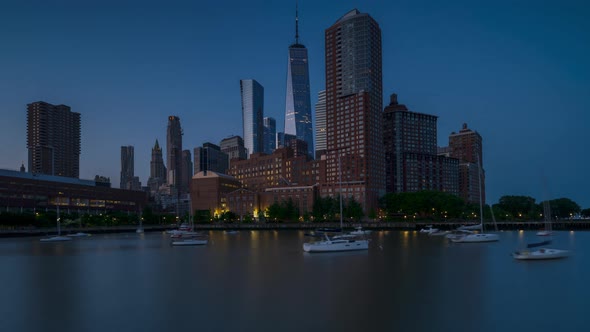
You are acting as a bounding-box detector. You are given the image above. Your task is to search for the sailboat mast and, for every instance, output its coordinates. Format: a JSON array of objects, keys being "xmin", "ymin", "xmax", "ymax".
[
  {"xmin": 477, "ymin": 155, "xmax": 484, "ymax": 233},
  {"xmin": 57, "ymin": 205, "xmax": 61, "ymax": 236},
  {"xmin": 339, "ymin": 154, "xmax": 343, "ymax": 230}
]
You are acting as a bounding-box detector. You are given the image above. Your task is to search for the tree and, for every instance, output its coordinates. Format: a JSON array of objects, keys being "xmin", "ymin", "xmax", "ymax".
[{"xmin": 496, "ymin": 196, "xmax": 537, "ymax": 219}]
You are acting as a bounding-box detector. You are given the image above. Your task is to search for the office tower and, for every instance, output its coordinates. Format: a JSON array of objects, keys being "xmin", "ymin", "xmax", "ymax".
[
  {"xmin": 284, "ymin": 6, "xmax": 313, "ymax": 157},
  {"xmin": 194, "ymin": 142, "xmax": 230, "ymax": 175},
  {"xmin": 120, "ymin": 146, "xmax": 134, "ymax": 189},
  {"xmin": 240, "ymin": 79, "xmax": 264, "ymax": 157},
  {"xmin": 314, "ymin": 90, "xmax": 326, "ymax": 159},
  {"xmin": 383, "ymin": 93, "xmax": 458, "ymax": 194},
  {"xmin": 263, "ymin": 117, "xmax": 276, "ymax": 154},
  {"xmin": 276, "ymin": 132, "xmax": 297, "ymax": 149},
  {"xmin": 323, "ymin": 9, "xmax": 385, "ymax": 213},
  {"xmin": 26, "ymin": 101, "xmax": 81, "ymax": 178},
  {"xmin": 448, "ymin": 123, "xmax": 485, "ymax": 204},
  {"xmin": 148, "ymin": 139, "xmax": 167, "ymax": 192},
  {"xmin": 181, "ymin": 149, "xmax": 193, "ymax": 193},
  {"xmin": 220, "ymin": 135, "xmax": 248, "ymax": 163},
  {"xmin": 166, "ymin": 116, "xmax": 183, "ymax": 191}
]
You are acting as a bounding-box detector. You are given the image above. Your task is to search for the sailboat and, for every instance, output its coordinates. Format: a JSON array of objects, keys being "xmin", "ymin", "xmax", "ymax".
[
  {"xmin": 536, "ymin": 201, "xmax": 553, "ymax": 236},
  {"xmin": 513, "ymin": 200, "xmax": 569, "ymax": 260},
  {"xmin": 303, "ymin": 155, "xmax": 369, "ymax": 252},
  {"xmin": 451, "ymin": 156, "xmax": 499, "ymax": 243},
  {"xmin": 171, "ymin": 200, "xmax": 208, "ymax": 246},
  {"xmin": 40, "ymin": 205, "xmax": 72, "ymax": 242}
]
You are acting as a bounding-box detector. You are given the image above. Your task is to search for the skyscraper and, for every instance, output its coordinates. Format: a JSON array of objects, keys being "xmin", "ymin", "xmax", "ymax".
[
  {"xmin": 240, "ymin": 79, "xmax": 264, "ymax": 157},
  {"xmin": 148, "ymin": 139, "xmax": 167, "ymax": 192},
  {"xmin": 323, "ymin": 9, "xmax": 385, "ymax": 213},
  {"xmin": 314, "ymin": 90, "xmax": 326, "ymax": 159},
  {"xmin": 284, "ymin": 5, "xmax": 313, "ymax": 157},
  {"xmin": 220, "ymin": 135, "xmax": 248, "ymax": 162},
  {"xmin": 120, "ymin": 146, "xmax": 134, "ymax": 189},
  {"xmin": 166, "ymin": 116, "xmax": 183, "ymax": 191},
  {"xmin": 194, "ymin": 142, "xmax": 229, "ymax": 174},
  {"xmin": 181, "ymin": 149, "xmax": 193, "ymax": 193},
  {"xmin": 27, "ymin": 101, "xmax": 81, "ymax": 178},
  {"xmin": 263, "ymin": 117, "xmax": 276, "ymax": 155}
]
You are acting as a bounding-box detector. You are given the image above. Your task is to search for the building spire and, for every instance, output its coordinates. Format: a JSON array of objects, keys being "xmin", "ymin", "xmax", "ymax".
[{"xmin": 295, "ymin": 0, "xmax": 299, "ymax": 44}]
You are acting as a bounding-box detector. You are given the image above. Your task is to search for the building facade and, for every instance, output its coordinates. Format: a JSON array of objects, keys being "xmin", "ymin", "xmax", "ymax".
[
  {"xmin": 120, "ymin": 146, "xmax": 134, "ymax": 189},
  {"xmin": 383, "ymin": 93, "xmax": 459, "ymax": 195},
  {"xmin": 166, "ymin": 116, "xmax": 183, "ymax": 192},
  {"xmin": 263, "ymin": 117, "xmax": 276, "ymax": 155},
  {"xmin": 323, "ymin": 9, "xmax": 385, "ymax": 213},
  {"xmin": 448, "ymin": 123, "xmax": 485, "ymax": 204},
  {"xmin": 314, "ymin": 90, "xmax": 327, "ymax": 159},
  {"xmin": 27, "ymin": 101, "xmax": 81, "ymax": 178},
  {"xmin": 220, "ymin": 135, "xmax": 247, "ymax": 163},
  {"xmin": 181, "ymin": 149, "xmax": 193, "ymax": 194},
  {"xmin": 194, "ymin": 142, "xmax": 229, "ymax": 175},
  {"xmin": 284, "ymin": 7, "xmax": 313, "ymax": 157},
  {"xmin": 0, "ymin": 169, "xmax": 148, "ymax": 213},
  {"xmin": 240, "ymin": 79, "xmax": 264, "ymax": 157},
  {"xmin": 148, "ymin": 139, "xmax": 167, "ymax": 193}
]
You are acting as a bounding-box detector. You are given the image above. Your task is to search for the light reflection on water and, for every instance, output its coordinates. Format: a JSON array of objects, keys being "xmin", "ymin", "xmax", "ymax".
[{"xmin": 0, "ymin": 230, "xmax": 587, "ymax": 332}]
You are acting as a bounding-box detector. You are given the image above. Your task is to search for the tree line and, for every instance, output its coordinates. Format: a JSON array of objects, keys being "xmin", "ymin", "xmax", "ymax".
[{"xmin": 1, "ymin": 191, "xmax": 588, "ymax": 227}]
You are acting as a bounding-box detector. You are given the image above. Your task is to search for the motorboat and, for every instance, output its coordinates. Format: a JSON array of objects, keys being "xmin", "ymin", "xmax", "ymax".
[
  {"xmin": 303, "ymin": 234, "xmax": 368, "ymax": 253},
  {"xmin": 450, "ymin": 233, "xmax": 499, "ymax": 243},
  {"xmin": 419, "ymin": 225, "xmax": 439, "ymax": 234},
  {"xmin": 536, "ymin": 230, "xmax": 553, "ymax": 236},
  {"xmin": 171, "ymin": 238, "xmax": 208, "ymax": 246},
  {"xmin": 513, "ymin": 248, "xmax": 569, "ymax": 260}
]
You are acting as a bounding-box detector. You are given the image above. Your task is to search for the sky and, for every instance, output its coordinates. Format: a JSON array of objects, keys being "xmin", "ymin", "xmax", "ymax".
[{"xmin": 1, "ymin": 0, "xmax": 589, "ymax": 208}]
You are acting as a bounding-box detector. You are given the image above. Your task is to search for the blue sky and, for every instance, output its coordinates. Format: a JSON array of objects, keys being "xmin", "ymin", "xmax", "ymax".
[{"xmin": 1, "ymin": 0, "xmax": 589, "ymax": 207}]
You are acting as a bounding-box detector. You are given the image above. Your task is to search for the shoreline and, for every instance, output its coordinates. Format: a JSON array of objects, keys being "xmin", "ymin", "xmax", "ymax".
[{"xmin": 1, "ymin": 220, "xmax": 589, "ymax": 238}]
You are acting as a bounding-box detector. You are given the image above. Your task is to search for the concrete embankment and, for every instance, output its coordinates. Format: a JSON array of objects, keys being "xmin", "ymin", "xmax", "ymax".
[{"xmin": 1, "ymin": 221, "xmax": 589, "ymax": 238}]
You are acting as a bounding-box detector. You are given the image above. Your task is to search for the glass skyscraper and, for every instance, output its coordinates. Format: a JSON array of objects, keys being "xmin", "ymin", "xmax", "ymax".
[
  {"xmin": 284, "ymin": 7, "xmax": 313, "ymax": 158},
  {"xmin": 263, "ymin": 117, "xmax": 276, "ymax": 155},
  {"xmin": 240, "ymin": 79, "xmax": 264, "ymax": 157}
]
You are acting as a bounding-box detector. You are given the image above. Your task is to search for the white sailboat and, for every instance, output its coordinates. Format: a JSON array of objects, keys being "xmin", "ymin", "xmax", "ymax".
[
  {"xmin": 303, "ymin": 155, "xmax": 369, "ymax": 253},
  {"xmin": 451, "ymin": 156, "xmax": 499, "ymax": 243},
  {"xmin": 171, "ymin": 200, "xmax": 208, "ymax": 246},
  {"xmin": 40, "ymin": 205, "xmax": 72, "ymax": 242},
  {"xmin": 514, "ymin": 201, "xmax": 569, "ymax": 260}
]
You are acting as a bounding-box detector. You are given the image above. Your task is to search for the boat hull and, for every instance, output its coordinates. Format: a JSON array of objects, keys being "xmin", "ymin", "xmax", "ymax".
[
  {"xmin": 303, "ymin": 239, "xmax": 369, "ymax": 252},
  {"xmin": 450, "ymin": 233, "xmax": 499, "ymax": 243},
  {"xmin": 513, "ymin": 248, "xmax": 569, "ymax": 260},
  {"xmin": 171, "ymin": 239, "xmax": 208, "ymax": 246},
  {"xmin": 40, "ymin": 236, "xmax": 72, "ymax": 242}
]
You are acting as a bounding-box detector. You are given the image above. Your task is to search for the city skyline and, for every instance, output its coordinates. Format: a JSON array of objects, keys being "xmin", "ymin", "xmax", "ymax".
[{"xmin": 0, "ymin": 1, "xmax": 589, "ymax": 207}]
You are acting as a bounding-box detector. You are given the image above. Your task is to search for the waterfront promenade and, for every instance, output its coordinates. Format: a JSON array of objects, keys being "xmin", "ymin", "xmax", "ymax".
[{"xmin": 1, "ymin": 220, "xmax": 589, "ymax": 237}]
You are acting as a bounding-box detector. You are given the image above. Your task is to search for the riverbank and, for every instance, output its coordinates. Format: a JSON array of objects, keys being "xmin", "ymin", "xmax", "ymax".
[{"xmin": 1, "ymin": 220, "xmax": 589, "ymax": 238}]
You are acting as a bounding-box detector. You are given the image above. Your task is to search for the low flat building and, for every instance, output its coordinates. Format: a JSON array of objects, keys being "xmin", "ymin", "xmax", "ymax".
[{"xmin": 0, "ymin": 169, "xmax": 148, "ymax": 213}]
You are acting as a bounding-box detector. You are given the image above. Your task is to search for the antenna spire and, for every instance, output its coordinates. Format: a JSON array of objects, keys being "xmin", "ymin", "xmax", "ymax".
[{"xmin": 295, "ymin": 1, "xmax": 299, "ymax": 44}]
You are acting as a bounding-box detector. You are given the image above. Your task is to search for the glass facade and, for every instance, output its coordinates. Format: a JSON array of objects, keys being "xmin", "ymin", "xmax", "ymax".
[
  {"xmin": 263, "ymin": 117, "xmax": 276, "ymax": 155},
  {"xmin": 240, "ymin": 79, "xmax": 264, "ymax": 157},
  {"xmin": 284, "ymin": 44, "xmax": 313, "ymax": 158}
]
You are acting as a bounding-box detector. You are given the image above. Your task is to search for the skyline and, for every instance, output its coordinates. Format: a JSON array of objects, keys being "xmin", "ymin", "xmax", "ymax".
[{"xmin": 1, "ymin": 0, "xmax": 589, "ymax": 207}]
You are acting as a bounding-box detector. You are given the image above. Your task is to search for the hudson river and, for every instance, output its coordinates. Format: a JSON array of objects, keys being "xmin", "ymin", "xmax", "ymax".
[{"xmin": 1, "ymin": 230, "xmax": 587, "ymax": 332}]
